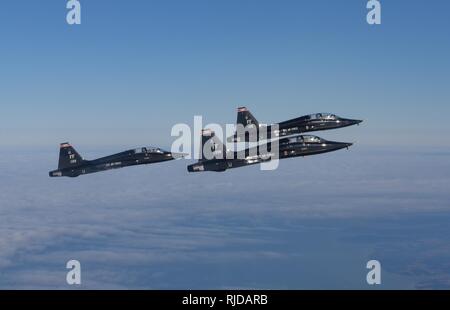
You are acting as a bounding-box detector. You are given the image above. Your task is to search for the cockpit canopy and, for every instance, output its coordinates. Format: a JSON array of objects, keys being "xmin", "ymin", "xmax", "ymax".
[
  {"xmin": 309, "ymin": 113, "xmax": 338, "ymax": 120},
  {"xmin": 134, "ymin": 147, "xmax": 165, "ymax": 154},
  {"xmin": 302, "ymin": 135, "xmax": 323, "ymax": 143},
  {"xmin": 280, "ymin": 135, "xmax": 324, "ymax": 144}
]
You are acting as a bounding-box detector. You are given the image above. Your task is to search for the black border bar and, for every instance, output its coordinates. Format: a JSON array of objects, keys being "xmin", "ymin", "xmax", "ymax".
[{"xmin": 1, "ymin": 290, "xmax": 450, "ymax": 308}]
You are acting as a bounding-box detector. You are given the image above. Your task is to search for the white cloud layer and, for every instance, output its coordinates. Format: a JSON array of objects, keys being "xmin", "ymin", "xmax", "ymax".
[{"xmin": 0, "ymin": 146, "xmax": 449, "ymax": 288}]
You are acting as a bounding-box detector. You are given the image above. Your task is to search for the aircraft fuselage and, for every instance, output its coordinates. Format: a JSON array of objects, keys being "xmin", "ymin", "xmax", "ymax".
[
  {"xmin": 188, "ymin": 135, "xmax": 352, "ymax": 172},
  {"xmin": 230, "ymin": 112, "xmax": 362, "ymax": 142},
  {"xmin": 50, "ymin": 147, "xmax": 175, "ymax": 177}
]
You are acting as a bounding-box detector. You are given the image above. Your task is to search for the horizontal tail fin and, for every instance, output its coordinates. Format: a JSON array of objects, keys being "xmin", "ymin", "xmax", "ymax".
[{"xmin": 58, "ymin": 142, "xmax": 84, "ymax": 169}]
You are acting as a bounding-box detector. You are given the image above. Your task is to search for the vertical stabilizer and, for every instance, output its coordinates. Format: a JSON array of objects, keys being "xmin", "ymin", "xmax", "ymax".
[{"xmin": 58, "ymin": 142, "xmax": 84, "ymax": 169}]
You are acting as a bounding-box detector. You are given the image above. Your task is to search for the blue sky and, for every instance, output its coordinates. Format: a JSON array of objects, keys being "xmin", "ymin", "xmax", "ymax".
[
  {"xmin": 1, "ymin": 0, "xmax": 449, "ymax": 147},
  {"xmin": 0, "ymin": 1, "xmax": 450, "ymax": 289}
]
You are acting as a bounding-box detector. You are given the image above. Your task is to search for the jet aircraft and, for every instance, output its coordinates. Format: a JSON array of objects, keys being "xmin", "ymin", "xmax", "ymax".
[
  {"xmin": 228, "ymin": 107, "xmax": 362, "ymax": 143},
  {"xmin": 49, "ymin": 142, "xmax": 183, "ymax": 177},
  {"xmin": 188, "ymin": 129, "xmax": 352, "ymax": 172}
]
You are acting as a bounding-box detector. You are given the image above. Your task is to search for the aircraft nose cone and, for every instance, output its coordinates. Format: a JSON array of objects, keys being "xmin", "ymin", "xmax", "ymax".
[
  {"xmin": 346, "ymin": 119, "xmax": 362, "ymax": 126},
  {"xmin": 340, "ymin": 118, "xmax": 363, "ymax": 126},
  {"xmin": 332, "ymin": 142, "xmax": 353, "ymax": 150}
]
